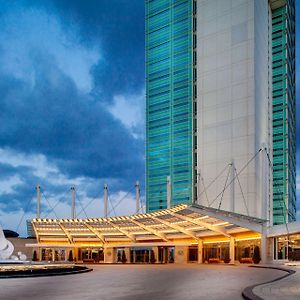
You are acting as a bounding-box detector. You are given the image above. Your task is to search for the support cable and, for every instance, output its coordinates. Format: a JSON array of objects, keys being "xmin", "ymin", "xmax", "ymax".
[
  {"xmin": 108, "ymin": 196, "xmax": 117, "ymax": 217},
  {"xmin": 209, "ymin": 148, "xmax": 262, "ymax": 207},
  {"xmin": 107, "ymin": 186, "xmax": 135, "ymax": 216},
  {"xmin": 234, "ymin": 167, "xmax": 250, "ymax": 216},
  {"xmin": 217, "ymin": 164, "xmax": 231, "ymax": 209},
  {"xmin": 44, "ymin": 199, "xmax": 61, "ymax": 219},
  {"xmin": 76, "ymin": 191, "xmax": 102, "ymax": 217},
  {"xmin": 16, "ymin": 196, "xmax": 32, "ymax": 233},
  {"xmin": 41, "ymin": 191, "xmax": 58, "ymax": 219},
  {"xmin": 75, "ymin": 194, "xmax": 88, "ymax": 218},
  {"xmin": 198, "ymin": 164, "xmax": 231, "ymax": 200},
  {"xmin": 198, "ymin": 173, "xmax": 210, "ymax": 206}
]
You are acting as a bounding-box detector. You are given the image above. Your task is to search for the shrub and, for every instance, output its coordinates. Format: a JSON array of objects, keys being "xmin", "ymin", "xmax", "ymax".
[
  {"xmin": 117, "ymin": 251, "xmax": 122, "ymax": 263},
  {"xmin": 252, "ymin": 246, "xmax": 261, "ymax": 264},
  {"xmin": 121, "ymin": 251, "xmax": 127, "ymax": 264},
  {"xmin": 150, "ymin": 250, "xmax": 156, "ymax": 264},
  {"xmin": 32, "ymin": 250, "xmax": 38, "ymax": 261},
  {"xmin": 68, "ymin": 250, "xmax": 74, "ymax": 262}
]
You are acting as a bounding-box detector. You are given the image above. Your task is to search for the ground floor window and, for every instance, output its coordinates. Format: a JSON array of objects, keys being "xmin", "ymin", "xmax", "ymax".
[
  {"xmin": 78, "ymin": 248, "xmax": 104, "ymax": 263},
  {"xmin": 235, "ymin": 240, "xmax": 260, "ymax": 262},
  {"xmin": 41, "ymin": 248, "xmax": 66, "ymax": 261},
  {"xmin": 188, "ymin": 246, "xmax": 198, "ymax": 262},
  {"xmin": 158, "ymin": 247, "xmax": 174, "ymax": 263},
  {"xmin": 130, "ymin": 248, "xmax": 151, "ymax": 263},
  {"xmin": 274, "ymin": 234, "xmax": 300, "ymax": 261},
  {"xmin": 203, "ymin": 243, "xmax": 229, "ymax": 263}
]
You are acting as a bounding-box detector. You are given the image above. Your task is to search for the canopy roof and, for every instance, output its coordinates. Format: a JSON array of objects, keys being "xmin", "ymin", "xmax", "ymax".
[{"xmin": 31, "ymin": 204, "xmax": 265, "ymax": 247}]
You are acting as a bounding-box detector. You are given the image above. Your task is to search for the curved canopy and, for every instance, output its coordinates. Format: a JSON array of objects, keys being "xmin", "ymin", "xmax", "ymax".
[{"xmin": 31, "ymin": 204, "xmax": 265, "ymax": 247}]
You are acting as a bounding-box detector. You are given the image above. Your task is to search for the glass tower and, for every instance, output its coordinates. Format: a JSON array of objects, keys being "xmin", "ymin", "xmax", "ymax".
[
  {"xmin": 146, "ymin": 0, "xmax": 195, "ymax": 212},
  {"xmin": 146, "ymin": 0, "xmax": 296, "ymax": 224},
  {"xmin": 271, "ymin": 0, "xmax": 296, "ymax": 224}
]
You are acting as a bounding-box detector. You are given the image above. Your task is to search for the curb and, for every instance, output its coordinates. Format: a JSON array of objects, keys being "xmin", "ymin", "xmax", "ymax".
[
  {"xmin": 0, "ymin": 266, "xmax": 93, "ymax": 279},
  {"xmin": 242, "ymin": 265, "xmax": 296, "ymax": 300}
]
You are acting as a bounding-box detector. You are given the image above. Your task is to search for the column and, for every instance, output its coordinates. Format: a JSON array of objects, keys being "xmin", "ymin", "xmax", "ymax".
[
  {"xmin": 135, "ymin": 181, "xmax": 140, "ymax": 214},
  {"xmin": 261, "ymin": 225, "xmax": 267, "ymax": 264},
  {"xmin": 229, "ymin": 237, "xmax": 235, "ymax": 264},
  {"xmin": 104, "ymin": 247, "xmax": 114, "ymax": 263},
  {"xmin": 71, "ymin": 186, "xmax": 75, "ymax": 219},
  {"xmin": 52, "ymin": 248, "xmax": 55, "ymax": 262},
  {"xmin": 230, "ymin": 161, "xmax": 235, "ymax": 212},
  {"xmin": 36, "ymin": 185, "xmax": 41, "ymax": 219},
  {"xmin": 104, "ymin": 184, "xmax": 108, "ymax": 217},
  {"xmin": 153, "ymin": 246, "xmax": 159, "ymax": 264},
  {"xmin": 174, "ymin": 246, "xmax": 188, "ymax": 264},
  {"xmin": 198, "ymin": 241, "xmax": 203, "ymax": 264},
  {"xmin": 167, "ymin": 176, "xmax": 171, "ymax": 209},
  {"xmin": 124, "ymin": 248, "xmax": 130, "ymax": 264}
]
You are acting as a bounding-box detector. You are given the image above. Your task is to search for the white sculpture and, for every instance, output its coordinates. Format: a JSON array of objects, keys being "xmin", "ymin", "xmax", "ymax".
[{"xmin": 0, "ymin": 225, "xmax": 14, "ymax": 260}]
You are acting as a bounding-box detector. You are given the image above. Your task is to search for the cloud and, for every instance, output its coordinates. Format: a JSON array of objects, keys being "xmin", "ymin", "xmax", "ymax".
[
  {"xmin": 0, "ymin": 9, "xmax": 100, "ymax": 93},
  {"xmin": 0, "ymin": 2, "xmax": 145, "ymax": 235},
  {"xmin": 108, "ymin": 91, "xmax": 145, "ymax": 139}
]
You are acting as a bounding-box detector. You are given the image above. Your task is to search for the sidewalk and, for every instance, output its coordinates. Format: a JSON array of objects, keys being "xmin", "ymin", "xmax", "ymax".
[{"xmin": 253, "ymin": 266, "xmax": 300, "ymax": 300}]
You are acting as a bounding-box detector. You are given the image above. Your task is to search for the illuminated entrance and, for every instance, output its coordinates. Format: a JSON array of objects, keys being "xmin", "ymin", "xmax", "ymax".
[{"xmin": 27, "ymin": 204, "xmax": 268, "ymax": 264}]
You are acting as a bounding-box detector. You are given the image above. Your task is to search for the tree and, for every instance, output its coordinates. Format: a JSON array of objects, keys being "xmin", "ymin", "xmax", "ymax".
[
  {"xmin": 150, "ymin": 250, "xmax": 156, "ymax": 264},
  {"xmin": 252, "ymin": 246, "xmax": 261, "ymax": 264},
  {"xmin": 68, "ymin": 250, "xmax": 74, "ymax": 262},
  {"xmin": 117, "ymin": 251, "xmax": 122, "ymax": 263},
  {"xmin": 121, "ymin": 251, "xmax": 127, "ymax": 264},
  {"xmin": 32, "ymin": 250, "xmax": 38, "ymax": 261},
  {"xmin": 223, "ymin": 249, "xmax": 230, "ymax": 264}
]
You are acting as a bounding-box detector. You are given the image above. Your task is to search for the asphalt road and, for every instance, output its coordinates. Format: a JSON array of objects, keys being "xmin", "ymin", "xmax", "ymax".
[{"xmin": 0, "ymin": 264, "xmax": 284, "ymax": 300}]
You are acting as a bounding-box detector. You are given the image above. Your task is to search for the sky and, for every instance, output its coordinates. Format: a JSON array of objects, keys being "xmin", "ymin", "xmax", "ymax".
[
  {"xmin": 0, "ymin": 0, "xmax": 145, "ymax": 235},
  {"xmin": 0, "ymin": 1, "xmax": 299, "ymax": 236}
]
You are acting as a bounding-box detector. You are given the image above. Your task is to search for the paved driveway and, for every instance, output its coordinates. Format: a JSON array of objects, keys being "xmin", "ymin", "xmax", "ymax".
[
  {"xmin": 0, "ymin": 264, "xmax": 284, "ymax": 300},
  {"xmin": 253, "ymin": 266, "xmax": 300, "ymax": 300}
]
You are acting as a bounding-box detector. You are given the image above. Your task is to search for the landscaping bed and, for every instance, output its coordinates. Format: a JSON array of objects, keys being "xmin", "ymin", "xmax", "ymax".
[{"xmin": 0, "ymin": 263, "xmax": 92, "ymax": 278}]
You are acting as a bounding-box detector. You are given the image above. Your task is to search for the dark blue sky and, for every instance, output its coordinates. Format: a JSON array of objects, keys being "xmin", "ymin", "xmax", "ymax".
[
  {"xmin": 0, "ymin": 0, "xmax": 146, "ymax": 234},
  {"xmin": 0, "ymin": 1, "xmax": 298, "ymax": 235}
]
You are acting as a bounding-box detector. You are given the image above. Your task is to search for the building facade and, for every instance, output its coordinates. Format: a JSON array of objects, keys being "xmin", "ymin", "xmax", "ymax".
[
  {"xmin": 146, "ymin": 0, "xmax": 296, "ymax": 225},
  {"xmin": 271, "ymin": 0, "xmax": 296, "ymax": 224}
]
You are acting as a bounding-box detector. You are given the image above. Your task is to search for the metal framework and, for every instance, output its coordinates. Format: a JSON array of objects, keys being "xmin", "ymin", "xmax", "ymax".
[{"xmin": 31, "ymin": 205, "xmax": 265, "ymax": 248}]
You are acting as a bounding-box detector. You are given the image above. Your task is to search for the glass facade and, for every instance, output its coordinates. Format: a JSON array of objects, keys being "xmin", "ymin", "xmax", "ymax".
[
  {"xmin": 271, "ymin": 0, "xmax": 296, "ymax": 224},
  {"xmin": 146, "ymin": 0, "xmax": 195, "ymax": 212}
]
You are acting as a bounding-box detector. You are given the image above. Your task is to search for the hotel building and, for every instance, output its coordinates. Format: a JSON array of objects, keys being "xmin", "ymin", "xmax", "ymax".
[
  {"xmin": 21, "ymin": 0, "xmax": 298, "ymax": 266},
  {"xmin": 145, "ymin": 0, "xmax": 296, "ymax": 225}
]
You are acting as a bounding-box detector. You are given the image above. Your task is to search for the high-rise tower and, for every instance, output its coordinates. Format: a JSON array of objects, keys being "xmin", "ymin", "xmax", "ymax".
[{"xmin": 145, "ymin": 0, "xmax": 296, "ymax": 225}]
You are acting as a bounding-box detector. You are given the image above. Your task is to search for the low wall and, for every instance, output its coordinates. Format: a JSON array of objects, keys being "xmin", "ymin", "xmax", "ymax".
[{"xmin": 7, "ymin": 237, "xmax": 36, "ymax": 260}]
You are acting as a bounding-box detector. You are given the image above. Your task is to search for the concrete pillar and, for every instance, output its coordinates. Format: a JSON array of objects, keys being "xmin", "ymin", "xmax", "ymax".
[
  {"xmin": 261, "ymin": 225, "xmax": 268, "ymax": 264},
  {"xmin": 198, "ymin": 241, "xmax": 203, "ymax": 264},
  {"xmin": 230, "ymin": 161, "xmax": 235, "ymax": 212},
  {"xmin": 152, "ymin": 246, "xmax": 159, "ymax": 264},
  {"xmin": 38, "ymin": 247, "xmax": 42, "ymax": 261},
  {"xmin": 73, "ymin": 247, "xmax": 78, "ymax": 262},
  {"xmin": 167, "ymin": 176, "xmax": 171, "ymax": 209},
  {"xmin": 261, "ymin": 146, "xmax": 270, "ymax": 221},
  {"xmin": 124, "ymin": 248, "xmax": 130, "ymax": 264},
  {"xmin": 71, "ymin": 186, "xmax": 75, "ymax": 219},
  {"xmin": 104, "ymin": 247, "xmax": 114, "ymax": 263},
  {"xmin": 174, "ymin": 246, "xmax": 188, "ymax": 264},
  {"xmin": 52, "ymin": 248, "xmax": 55, "ymax": 262},
  {"xmin": 135, "ymin": 181, "xmax": 140, "ymax": 214},
  {"xmin": 229, "ymin": 237, "xmax": 235, "ymax": 264},
  {"xmin": 196, "ymin": 173, "xmax": 201, "ymax": 205},
  {"xmin": 36, "ymin": 185, "xmax": 41, "ymax": 219},
  {"xmin": 104, "ymin": 184, "xmax": 108, "ymax": 217}
]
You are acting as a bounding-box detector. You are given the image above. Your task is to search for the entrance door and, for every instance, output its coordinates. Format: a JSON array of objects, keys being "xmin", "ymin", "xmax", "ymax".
[
  {"xmin": 188, "ymin": 246, "xmax": 198, "ymax": 262},
  {"xmin": 158, "ymin": 247, "xmax": 174, "ymax": 263}
]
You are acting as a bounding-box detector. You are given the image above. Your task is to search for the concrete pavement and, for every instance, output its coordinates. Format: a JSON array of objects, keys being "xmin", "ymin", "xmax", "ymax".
[
  {"xmin": 253, "ymin": 266, "xmax": 300, "ymax": 300},
  {"xmin": 0, "ymin": 264, "xmax": 285, "ymax": 300}
]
